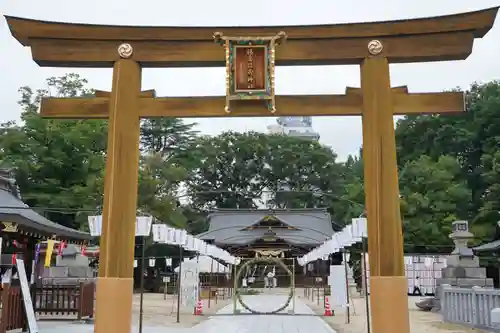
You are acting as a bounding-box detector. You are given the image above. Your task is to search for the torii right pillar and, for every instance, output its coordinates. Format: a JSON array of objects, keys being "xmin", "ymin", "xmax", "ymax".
[{"xmin": 360, "ymin": 43, "xmax": 410, "ymax": 333}]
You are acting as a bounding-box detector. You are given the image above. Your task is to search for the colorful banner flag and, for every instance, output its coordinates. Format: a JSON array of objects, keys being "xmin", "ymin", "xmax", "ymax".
[
  {"xmin": 58, "ymin": 241, "xmax": 66, "ymax": 256},
  {"xmin": 34, "ymin": 243, "xmax": 41, "ymax": 264},
  {"xmin": 44, "ymin": 240, "xmax": 55, "ymax": 267}
]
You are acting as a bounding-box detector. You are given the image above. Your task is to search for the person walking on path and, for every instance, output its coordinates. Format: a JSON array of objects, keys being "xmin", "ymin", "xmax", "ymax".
[{"xmin": 413, "ymin": 276, "xmax": 422, "ymax": 296}]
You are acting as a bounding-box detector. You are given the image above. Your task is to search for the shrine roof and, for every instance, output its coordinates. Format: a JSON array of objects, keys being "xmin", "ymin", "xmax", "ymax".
[
  {"xmin": 473, "ymin": 239, "xmax": 500, "ymax": 252},
  {"xmin": 0, "ymin": 177, "xmax": 92, "ymax": 242},
  {"xmin": 197, "ymin": 208, "xmax": 336, "ymax": 246}
]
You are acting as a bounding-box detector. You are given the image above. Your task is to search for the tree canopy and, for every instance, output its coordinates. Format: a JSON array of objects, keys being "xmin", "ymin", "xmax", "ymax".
[
  {"xmin": 3, "ymin": 73, "xmax": 500, "ymax": 252},
  {"xmin": 395, "ymin": 81, "xmax": 500, "ymax": 245},
  {"xmin": 184, "ymin": 131, "xmax": 352, "ymax": 224},
  {"xmin": 0, "ymin": 74, "xmax": 198, "ymax": 232}
]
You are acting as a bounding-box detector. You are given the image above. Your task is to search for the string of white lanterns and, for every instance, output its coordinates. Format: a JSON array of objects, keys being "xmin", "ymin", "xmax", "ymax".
[
  {"xmin": 151, "ymin": 224, "xmax": 241, "ymax": 266},
  {"xmin": 87, "ymin": 215, "xmax": 153, "ymax": 237},
  {"xmin": 297, "ymin": 217, "xmax": 367, "ymax": 266}
]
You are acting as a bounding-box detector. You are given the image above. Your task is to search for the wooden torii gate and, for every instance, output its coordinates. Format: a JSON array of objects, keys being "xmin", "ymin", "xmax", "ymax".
[{"xmin": 5, "ymin": 7, "xmax": 498, "ymax": 333}]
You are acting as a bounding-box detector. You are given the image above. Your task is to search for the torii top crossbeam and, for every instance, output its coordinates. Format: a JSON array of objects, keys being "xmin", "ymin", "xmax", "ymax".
[{"xmin": 5, "ymin": 7, "xmax": 498, "ymax": 68}]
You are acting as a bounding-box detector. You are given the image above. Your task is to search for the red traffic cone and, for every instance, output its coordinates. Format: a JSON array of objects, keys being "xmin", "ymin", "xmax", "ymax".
[
  {"xmin": 324, "ymin": 297, "xmax": 333, "ymax": 316},
  {"xmin": 195, "ymin": 300, "xmax": 203, "ymax": 315}
]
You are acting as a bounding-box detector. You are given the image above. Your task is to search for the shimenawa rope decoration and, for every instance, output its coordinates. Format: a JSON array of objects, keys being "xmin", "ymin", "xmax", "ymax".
[{"xmin": 235, "ymin": 256, "xmax": 294, "ymax": 314}]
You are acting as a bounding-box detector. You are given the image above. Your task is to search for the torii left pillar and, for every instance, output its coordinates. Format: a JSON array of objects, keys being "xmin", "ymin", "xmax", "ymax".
[{"xmin": 94, "ymin": 53, "xmax": 142, "ymax": 333}]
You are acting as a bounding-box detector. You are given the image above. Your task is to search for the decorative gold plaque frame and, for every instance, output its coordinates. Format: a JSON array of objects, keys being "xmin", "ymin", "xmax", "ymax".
[{"xmin": 213, "ymin": 31, "xmax": 287, "ymax": 114}]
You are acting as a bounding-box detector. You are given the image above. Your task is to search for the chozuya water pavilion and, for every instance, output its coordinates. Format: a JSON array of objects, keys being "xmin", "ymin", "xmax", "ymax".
[{"xmin": 4, "ymin": 6, "xmax": 498, "ymax": 333}]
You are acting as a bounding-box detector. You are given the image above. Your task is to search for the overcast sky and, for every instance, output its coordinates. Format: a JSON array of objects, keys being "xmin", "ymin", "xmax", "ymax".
[{"xmin": 1, "ymin": 0, "xmax": 499, "ymax": 161}]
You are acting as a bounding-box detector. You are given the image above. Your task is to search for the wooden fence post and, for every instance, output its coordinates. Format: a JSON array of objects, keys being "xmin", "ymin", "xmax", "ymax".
[
  {"xmin": 0, "ymin": 285, "xmax": 10, "ymax": 333},
  {"xmin": 77, "ymin": 282, "xmax": 84, "ymax": 320}
]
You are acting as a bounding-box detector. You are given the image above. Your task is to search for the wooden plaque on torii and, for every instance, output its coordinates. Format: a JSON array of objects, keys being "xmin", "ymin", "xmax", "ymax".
[{"xmin": 4, "ymin": 7, "xmax": 498, "ymax": 333}]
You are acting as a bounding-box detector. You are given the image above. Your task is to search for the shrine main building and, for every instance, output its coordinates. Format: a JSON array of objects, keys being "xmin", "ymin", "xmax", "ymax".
[{"xmin": 198, "ymin": 208, "xmax": 335, "ymax": 257}]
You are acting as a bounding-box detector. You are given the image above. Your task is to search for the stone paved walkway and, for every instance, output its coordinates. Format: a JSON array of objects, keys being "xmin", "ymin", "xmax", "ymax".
[
  {"xmin": 38, "ymin": 295, "xmax": 336, "ymax": 333},
  {"xmin": 196, "ymin": 295, "xmax": 336, "ymax": 333}
]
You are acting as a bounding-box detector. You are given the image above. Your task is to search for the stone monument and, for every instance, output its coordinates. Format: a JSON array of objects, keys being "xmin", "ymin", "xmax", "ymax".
[
  {"xmin": 417, "ymin": 220, "xmax": 493, "ymax": 311},
  {"xmin": 439, "ymin": 220, "xmax": 493, "ymax": 288}
]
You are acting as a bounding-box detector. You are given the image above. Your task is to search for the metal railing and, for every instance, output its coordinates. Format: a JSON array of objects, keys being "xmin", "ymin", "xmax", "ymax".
[{"xmin": 442, "ymin": 284, "xmax": 500, "ymax": 331}]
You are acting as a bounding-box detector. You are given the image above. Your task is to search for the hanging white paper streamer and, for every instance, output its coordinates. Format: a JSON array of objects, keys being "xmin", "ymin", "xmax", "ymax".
[
  {"xmin": 87, "ymin": 215, "xmax": 103, "ymax": 237},
  {"xmin": 149, "ymin": 259, "xmax": 156, "ymax": 267}
]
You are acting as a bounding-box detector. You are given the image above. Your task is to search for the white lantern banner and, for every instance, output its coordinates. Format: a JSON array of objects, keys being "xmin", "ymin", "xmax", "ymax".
[
  {"xmin": 327, "ymin": 239, "xmax": 338, "ymax": 254},
  {"xmin": 166, "ymin": 258, "xmax": 172, "ymax": 267},
  {"xmin": 136, "ymin": 216, "xmax": 153, "ymax": 237},
  {"xmin": 152, "ymin": 224, "xmax": 163, "ymax": 242},
  {"xmin": 160, "ymin": 225, "xmax": 169, "ymax": 243},
  {"xmin": 134, "ymin": 260, "xmax": 138, "ymax": 268},
  {"xmin": 300, "ymin": 216, "xmax": 369, "ymax": 265},
  {"xmin": 166, "ymin": 228, "xmax": 175, "ymax": 244},
  {"xmin": 183, "ymin": 235, "xmax": 196, "ymax": 251},
  {"xmin": 194, "ymin": 239, "xmax": 203, "ymax": 253},
  {"xmin": 179, "ymin": 230, "xmax": 188, "ymax": 247},
  {"xmin": 87, "ymin": 215, "xmax": 103, "ymax": 237},
  {"xmin": 206, "ymin": 244, "xmax": 215, "ymax": 256},
  {"xmin": 189, "ymin": 236, "xmax": 197, "ymax": 251},
  {"xmin": 88, "ymin": 215, "xmax": 153, "ymax": 237},
  {"xmin": 347, "ymin": 224, "xmax": 361, "ymax": 243},
  {"xmin": 171, "ymin": 229, "xmax": 181, "ymax": 245},
  {"xmin": 352, "ymin": 218, "xmax": 368, "ymax": 238},
  {"xmin": 341, "ymin": 228, "xmax": 354, "ymax": 246},
  {"xmin": 149, "ymin": 259, "xmax": 156, "ymax": 267}
]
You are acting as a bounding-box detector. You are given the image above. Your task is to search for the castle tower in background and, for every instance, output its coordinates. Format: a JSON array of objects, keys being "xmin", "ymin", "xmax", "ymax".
[{"xmin": 267, "ymin": 116, "xmax": 320, "ymax": 140}]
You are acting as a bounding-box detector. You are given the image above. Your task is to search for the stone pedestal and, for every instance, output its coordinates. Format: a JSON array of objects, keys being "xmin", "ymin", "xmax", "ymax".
[{"xmin": 429, "ymin": 220, "xmax": 493, "ymax": 312}]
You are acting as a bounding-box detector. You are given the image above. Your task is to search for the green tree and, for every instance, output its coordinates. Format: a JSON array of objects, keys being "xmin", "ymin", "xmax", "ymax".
[
  {"xmin": 140, "ymin": 118, "xmax": 199, "ymax": 164},
  {"xmin": 395, "ymin": 81, "xmax": 500, "ymax": 240},
  {"xmin": 186, "ymin": 132, "xmax": 270, "ymax": 209},
  {"xmin": 399, "ymin": 155, "xmax": 470, "ymax": 252},
  {"xmin": 336, "ymin": 153, "xmax": 365, "ymax": 221},
  {"xmin": 0, "ymin": 73, "xmax": 201, "ymax": 232},
  {"xmin": 138, "ymin": 116, "xmax": 200, "ymax": 229},
  {"xmin": 137, "ymin": 152, "xmax": 188, "ymax": 228},
  {"xmin": 185, "ymin": 131, "xmax": 351, "ymax": 224},
  {"xmin": 0, "ymin": 74, "xmax": 107, "ymax": 230}
]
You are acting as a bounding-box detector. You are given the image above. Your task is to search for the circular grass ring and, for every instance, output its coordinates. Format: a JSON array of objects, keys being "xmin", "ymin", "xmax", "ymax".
[{"xmin": 235, "ymin": 257, "xmax": 293, "ymax": 314}]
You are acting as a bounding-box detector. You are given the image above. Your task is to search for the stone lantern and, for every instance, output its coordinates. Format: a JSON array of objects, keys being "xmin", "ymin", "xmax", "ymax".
[{"xmin": 417, "ymin": 220, "xmax": 493, "ymax": 312}]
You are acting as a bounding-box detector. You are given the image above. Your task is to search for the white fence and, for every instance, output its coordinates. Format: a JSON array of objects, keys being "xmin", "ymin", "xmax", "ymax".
[
  {"xmin": 362, "ymin": 254, "xmax": 447, "ymax": 294},
  {"xmin": 442, "ymin": 285, "xmax": 500, "ymax": 331}
]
